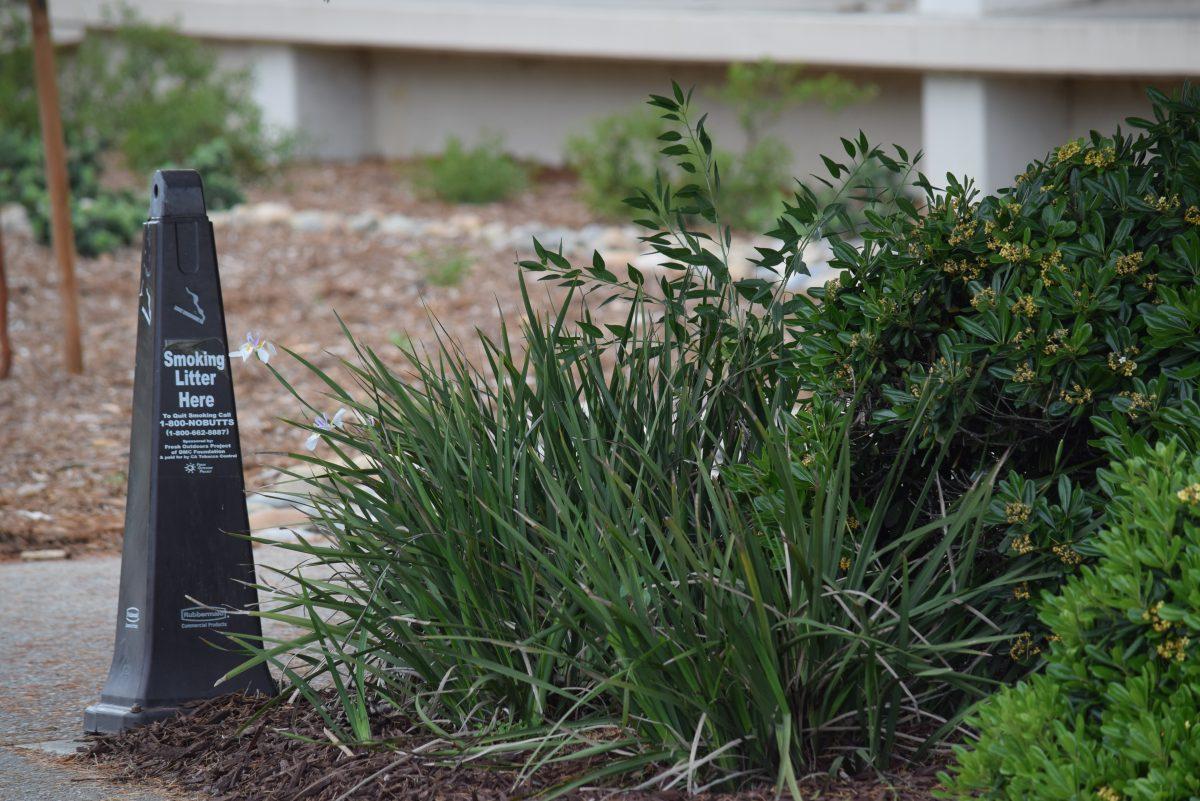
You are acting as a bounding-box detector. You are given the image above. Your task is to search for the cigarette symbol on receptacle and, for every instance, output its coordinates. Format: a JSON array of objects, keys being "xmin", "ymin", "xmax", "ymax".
[{"xmin": 173, "ymin": 287, "xmax": 206, "ymax": 325}]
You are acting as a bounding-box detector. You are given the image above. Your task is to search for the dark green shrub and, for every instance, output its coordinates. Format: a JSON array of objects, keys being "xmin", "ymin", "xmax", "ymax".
[
  {"xmin": 0, "ymin": 129, "xmax": 143, "ymax": 256},
  {"xmin": 711, "ymin": 61, "xmax": 875, "ymax": 146},
  {"xmin": 941, "ymin": 435, "xmax": 1200, "ymax": 800},
  {"xmin": 417, "ymin": 135, "xmax": 528, "ymax": 203},
  {"xmin": 69, "ymin": 192, "xmax": 146, "ymax": 257},
  {"xmin": 772, "ymin": 84, "xmax": 1200, "ymax": 618},
  {"xmin": 709, "ymin": 61, "xmax": 877, "ymax": 230},
  {"xmin": 711, "ymin": 137, "xmax": 793, "ymax": 231}
]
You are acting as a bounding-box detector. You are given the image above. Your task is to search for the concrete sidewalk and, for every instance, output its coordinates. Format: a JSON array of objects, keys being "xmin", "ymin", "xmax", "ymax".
[
  {"xmin": 0, "ymin": 554, "xmax": 181, "ymax": 799},
  {"xmin": 0, "ymin": 544, "xmax": 305, "ymax": 800},
  {"xmin": 0, "ymin": 747, "xmax": 175, "ymax": 801}
]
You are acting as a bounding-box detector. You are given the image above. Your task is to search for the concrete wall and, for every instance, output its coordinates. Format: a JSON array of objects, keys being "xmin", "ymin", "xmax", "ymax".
[
  {"xmin": 365, "ymin": 52, "xmax": 923, "ymax": 174},
  {"xmin": 1067, "ymin": 77, "xmax": 1160, "ymax": 136},
  {"xmin": 215, "ymin": 43, "xmax": 372, "ymax": 160}
]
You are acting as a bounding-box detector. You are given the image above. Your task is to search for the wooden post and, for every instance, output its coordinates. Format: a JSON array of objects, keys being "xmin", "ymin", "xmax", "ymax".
[
  {"xmin": 0, "ymin": 225, "xmax": 11, "ymax": 379},
  {"xmin": 28, "ymin": 0, "xmax": 83, "ymax": 374}
]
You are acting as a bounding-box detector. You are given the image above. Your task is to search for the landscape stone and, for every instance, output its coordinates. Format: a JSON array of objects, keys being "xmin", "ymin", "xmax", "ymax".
[
  {"xmin": 346, "ymin": 211, "xmax": 380, "ymax": 232},
  {"xmin": 378, "ymin": 213, "xmax": 422, "ymax": 236},
  {"xmin": 19, "ymin": 548, "xmax": 69, "ymax": 561},
  {"xmin": 235, "ymin": 201, "xmax": 293, "ymax": 227},
  {"xmin": 290, "ymin": 209, "xmax": 340, "ymax": 233},
  {"xmin": 0, "ymin": 202, "xmax": 32, "ymax": 236}
]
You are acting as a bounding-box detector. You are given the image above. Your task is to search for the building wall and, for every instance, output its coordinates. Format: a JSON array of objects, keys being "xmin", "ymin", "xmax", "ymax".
[
  {"xmin": 1066, "ymin": 77, "xmax": 1159, "ymax": 136},
  {"xmin": 227, "ymin": 42, "xmax": 1164, "ymax": 191},
  {"xmin": 295, "ymin": 48, "xmax": 374, "ymax": 160},
  {"xmin": 365, "ymin": 51, "xmax": 925, "ymax": 175}
]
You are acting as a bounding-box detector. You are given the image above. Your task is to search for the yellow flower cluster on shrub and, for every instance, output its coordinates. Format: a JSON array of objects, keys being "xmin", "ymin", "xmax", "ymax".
[{"xmin": 943, "ymin": 441, "xmax": 1200, "ymax": 799}]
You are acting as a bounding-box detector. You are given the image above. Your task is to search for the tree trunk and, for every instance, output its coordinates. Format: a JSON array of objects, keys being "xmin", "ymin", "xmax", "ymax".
[
  {"xmin": 28, "ymin": 0, "xmax": 83, "ymax": 374},
  {"xmin": 0, "ymin": 224, "xmax": 11, "ymax": 379}
]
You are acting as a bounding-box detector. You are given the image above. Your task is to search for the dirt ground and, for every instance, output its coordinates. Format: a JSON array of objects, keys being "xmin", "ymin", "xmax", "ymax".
[{"xmin": 0, "ymin": 161, "xmax": 599, "ymax": 558}]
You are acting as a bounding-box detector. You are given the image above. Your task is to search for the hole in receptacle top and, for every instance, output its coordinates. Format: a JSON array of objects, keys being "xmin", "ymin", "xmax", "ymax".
[{"xmin": 153, "ymin": 184, "xmax": 159, "ymax": 198}]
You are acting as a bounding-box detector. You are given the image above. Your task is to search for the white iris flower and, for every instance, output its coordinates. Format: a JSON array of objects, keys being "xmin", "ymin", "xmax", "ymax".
[
  {"xmin": 305, "ymin": 408, "xmax": 347, "ymax": 451},
  {"xmin": 231, "ymin": 331, "xmax": 277, "ymax": 364}
]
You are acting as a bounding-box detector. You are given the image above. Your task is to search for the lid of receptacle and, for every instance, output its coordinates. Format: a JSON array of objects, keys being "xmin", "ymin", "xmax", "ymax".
[{"xmin": 148, "ymin": 170, "xmax": 207, "ymax": 219}]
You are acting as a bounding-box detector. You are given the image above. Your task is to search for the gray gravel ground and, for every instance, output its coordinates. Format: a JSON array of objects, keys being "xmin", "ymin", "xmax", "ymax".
[{"xmin": 0, "ymin": 547, "xmax": 304, "ymax": 800}]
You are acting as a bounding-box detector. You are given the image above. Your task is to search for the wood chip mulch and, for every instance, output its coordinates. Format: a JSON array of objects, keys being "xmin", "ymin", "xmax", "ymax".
[{"xmin": 77, "ymin": 693, "xmax": 942, "ymax": 801}]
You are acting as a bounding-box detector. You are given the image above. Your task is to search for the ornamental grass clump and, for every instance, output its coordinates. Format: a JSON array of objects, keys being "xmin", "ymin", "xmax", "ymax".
[
  {"xmin": 231, "ymin": 85, "xmax": 1031, "ymax": 793},
  {"xmin": 941, "ymin": 436, "xmax": 1200, "ymax": 800},
  {"xmin": 772, "ymin": 84, "xmax": 1200, "ymax": 622},
  {"xmin": 243, "ymin": 319, "xmax": 1026, "ymax": 792}
]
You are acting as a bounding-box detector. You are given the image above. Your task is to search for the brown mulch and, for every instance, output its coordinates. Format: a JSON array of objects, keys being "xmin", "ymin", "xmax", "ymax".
[
  {"xmin": 78, "ymin": 694, "xmax": 942, "ymax": 801},
  {"xmin": 0, "ymin": 161, "xmax": 601, "ymax": 558}
]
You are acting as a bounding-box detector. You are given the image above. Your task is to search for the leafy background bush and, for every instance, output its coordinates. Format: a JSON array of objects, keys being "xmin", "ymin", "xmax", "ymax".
[
  {"xmin": 416, "ymin": 134, "xmax": 528, "ymax": 203},
  {"xmin": 942, "ymin": 435, "xmax": 1200, "ymax": 799},
  {"xmin": 565, "ymin": 106, "xmax": 665, "ymax": 218},
  {"xmin": 770, "ymin": 85, "xmax": 1200, "ymax": 636},
  {"xmin": 61, "ymin": 7, "xmax": 286, "ymax": 187},
  {"xmin": 566, "ymin": 61, "xmax": 875, "ymax": 230},
  {"xmin": 0, "ymin": 6, "xmax": 288, "ymax": 254}
]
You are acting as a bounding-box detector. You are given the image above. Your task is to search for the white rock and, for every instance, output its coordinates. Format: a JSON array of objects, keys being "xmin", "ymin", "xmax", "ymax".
[
  {"xmin": 576, "ymin": 224, "xmax": 607, "ymax": 251},
  {"xmin": 379, "ymin": 214, "xmax": 423, "ymax": 236},
  {"xmin": 347, "ymin": 212, "xmax": 380, "ymax": 233},
  {"xmin": 20, "ymin": 549, "xmax": 69, "ymax": 561},
  {"xmin": 248, "ymin": 505, "xmax": 312, "ymax": 531},
  {"xmin": 252, "ymin": 527, "xmax": 321, "ymax": 544},
  {"xmin": 600, "ymin": 250, "xmax": 640, "ymax": 269},
  {"xmin": 423, "ymin": 221, "xmax": 456, "ymax": 238},
  {"xmin": 290, "ymin": 209, "xmax": 340, "ymax": 233},
  {"xmin": 235, "ymin": 202, "xmax": 294, "ymax": 227},
  {"xmin": 0, "ymin": 203, "xmax": 32, "ymax": 236},
  {"xmin": 480, "ymin": 221, "xmax": 511, "ymax": 251},
  {"xmin": 599, "ymin": 225, "xmax": 636, "ymax": 251},
  {"xmin": 245, "ymin": 491, "xmax": 294, "ymax": 511},
  {"xmin": 448, "ymin": 212, "xmax": 483, "ymax": 234}
]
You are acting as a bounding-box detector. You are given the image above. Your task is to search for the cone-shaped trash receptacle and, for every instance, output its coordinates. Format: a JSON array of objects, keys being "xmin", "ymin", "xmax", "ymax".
[{"xmin": 84, "ymin": 170, "xmax": 275, "ymax": 734}]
